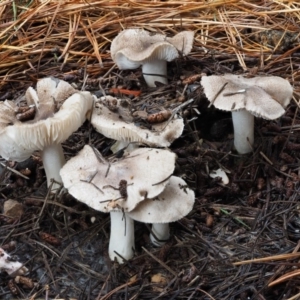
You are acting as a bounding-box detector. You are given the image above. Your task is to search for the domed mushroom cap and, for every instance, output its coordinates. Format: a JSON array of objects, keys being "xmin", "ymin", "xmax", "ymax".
[
  {"xmin": 201, "ymin": 74, "xmax": 293, "ymax": 119},
  {"xmin": 60, "ymin": 145, "xmax": 176, "ymax": 213},
  {"xmin": 128, "ymin": 176, "xmax": 195, "ymax": 223},
  {"xmin": 110, "ymin": 29, "xmax": 194, "ymax": 69},
  {"xmin": 0, "ymin": 78, "xmax": 93, "ymax": 161},
  {"xmin": 91, "ymin": 96, "xmax": 184, "ymax": 147}
]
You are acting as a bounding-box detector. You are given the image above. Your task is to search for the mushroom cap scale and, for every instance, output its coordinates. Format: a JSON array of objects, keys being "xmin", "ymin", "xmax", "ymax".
[
  {"xmin": 111, "ymin": 29, "xmax": 194, "ymax": 69},
  {"xmin": 128, "ymin": 176, "xmax": 195, "ymax": 223},
  {"xmin": 0, "ymin": 91, "xmax": 93, "ymax": 162},
  {"xmin": 201, "ymin": 74, "xmax": 292, "ymax": 120},
  {"xmin": 91, "ymin": 96, "xmax": 184, "ymax": 147},
  {"xmin": 60, "ymin": 145, "xmax": 176, "ymax": 213}
]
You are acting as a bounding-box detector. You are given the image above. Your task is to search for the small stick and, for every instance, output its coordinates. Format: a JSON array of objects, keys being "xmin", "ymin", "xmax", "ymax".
[
  {"xmin": 91, "ymin": 146, "xmax": 108, "ymax": 164},
  {"xmin": 208, "ymin": 82, "xmax": 228, "ymax": 108},
  {"xmin": 152, "ymin": 173, "xmax": 172, "ymax": 186},
  {"xmin": 223, "ymin": 89, "xmax": 246, "ymax": 96},
  {"xmin": 80, "ymin": 171, "xmax": 98, "ymax": 183},
  {"xmin": 99, "ymin": 197, "xmax": 123, "ymax": 204},
  {"xmin": 89, "ymin": 182, "xmax": 104, "ymax": 194},
  {"xmin": 81, "ymin": 74, "xmax": 89, "ymax": 91},
  {"xmin": 98, "ymin": 82, "xmax": 106, "ymax": 97},
  {"xmin": 233, "ymin": 252, "xmax": 300, "ymax": 266},
  {"xmin": 0, "ymin": 162, "xmax": 30, "ymax": 179},
  {"xmin": 142, "ymin": 246, "xmax": 177, "ymax": 277},
  {"xmin": 259, "ymin": 151, "xmax": 273, "ymax": 165},
  {"xmin": 157, "ymin": 98, "xmax": 194, "ymax": 132},
  {"xmin": 109, "ymin": 88, "xmax": 141, "ymax": 97},
  {"xmin": 100, "ymin": 63, "xmax": 116, "ymax": 80}
]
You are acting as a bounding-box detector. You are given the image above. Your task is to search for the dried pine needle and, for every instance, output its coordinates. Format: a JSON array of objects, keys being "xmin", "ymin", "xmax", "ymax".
[{"xmin": 0, "ymin": 0, "xmax": 300, "ymax": 89}]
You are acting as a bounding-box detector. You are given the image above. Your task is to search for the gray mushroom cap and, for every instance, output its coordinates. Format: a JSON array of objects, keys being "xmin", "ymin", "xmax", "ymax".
[
  {"xmin": 220, "ymin": 74, "xmax": 292, "ymax": 108},
  {"xmin": 0, "ymin": 78, "xmax": 93, "ymax": 161},
  {"xmin": 201, "ymin": 74, "xmax": 293, "ymax": 119},
  {"xmin": 60, "ymin": 145, "xmax": 176, "ymax": 213},
  {"xmin": 111, "ymin": 29, "xmax": 194, "ymax": 69},
  {"xmin": 128, "ymin": 176, "xmax": 195, "ymax": 223}
]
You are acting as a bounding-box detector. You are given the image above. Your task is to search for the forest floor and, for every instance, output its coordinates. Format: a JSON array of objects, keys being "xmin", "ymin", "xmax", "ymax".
[{"xmin": 1, "ymin": 1, "xmax": 300, "ymax": 299}]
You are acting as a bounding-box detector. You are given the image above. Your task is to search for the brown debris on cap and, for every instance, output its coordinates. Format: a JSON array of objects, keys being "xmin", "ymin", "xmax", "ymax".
[
  {"xmin": 60, "ymin": 145, "xmax": 176, "ymax": 213},
  {"xmin": 128, "ymin": 176, "xmax": 195, "ymax": 223},
  {"xmin": 0, "ymin": 78, "xmax": 93, "ymax": 161},
  {"xmin": 91, "ymin": 96, "xmax": 184, "ymax": 147}
]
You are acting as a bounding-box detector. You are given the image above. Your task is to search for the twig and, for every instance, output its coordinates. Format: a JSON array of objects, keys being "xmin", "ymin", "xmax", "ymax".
[
  {"xmin": 142, "ymin": 246, "xmax": 177, "ymax": 277},
  {"xmin": 157, "ymin": 98, "xmax": 194, "ymax": 132},
  {"xmin": 0, "ymin": 162, "xmax": 29, "ymax": 179},
  {"xmin": 233, "ymin": 252, "xmax": 300, "ymax": 266}
]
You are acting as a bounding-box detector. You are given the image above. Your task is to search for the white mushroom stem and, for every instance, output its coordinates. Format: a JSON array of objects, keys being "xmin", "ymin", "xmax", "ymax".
[
  {"xmin": 142, "ymin": 59, "xmax": 168, "ymax": 87},
  {"xmin": 110, "ymin": 140, "xmax": 139, "ymax": 154},
  {"xmin": 150, "ymin": 223, "xmax": 170, "ymax": 247},
  {"xmin": 231, "ymin": 110, "xmax": 254, "ymax": 154},
  {"xmin": 41, "ymin": 143, "xmax": 66, "ymax": 190},
  {"xmin": 109, "ymin": 211, "xmax": 135, "ymax": 263}
]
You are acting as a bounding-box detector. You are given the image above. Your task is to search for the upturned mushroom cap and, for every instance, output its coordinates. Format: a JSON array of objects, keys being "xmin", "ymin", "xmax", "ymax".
[
  {"xmin": 25, "ymin": 77, "xmax": 77, "ymax": 119},
  {"xmin": 110, "ymin": 29, "xmax": 194, "ymax": 69},
  {"xmin": 201, "ymin": 74, "xmax": 293, "ymax": 119},
  {"xmin": 220, "ymin": 74, "xmax": 293, "ymax": 108},
  {"xmin": 0, "ymin": 78, "xmax": 93, "ymax": 161},
  {"xmin": 60, "ymin": 145, "xmax": 176, "ymax": 213},
  {"xmin": 128, "ymin": 176, "xmax": 195, "ymax": 223},
  {"xmin": 91, "ymin": 96, "xmax": 184, "ymax": 147}
]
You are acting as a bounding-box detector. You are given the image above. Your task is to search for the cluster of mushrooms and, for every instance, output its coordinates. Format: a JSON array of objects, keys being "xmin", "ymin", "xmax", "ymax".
[{"xmin": 0, "ymin": 28, "xmax": 294, "ymax": 265}]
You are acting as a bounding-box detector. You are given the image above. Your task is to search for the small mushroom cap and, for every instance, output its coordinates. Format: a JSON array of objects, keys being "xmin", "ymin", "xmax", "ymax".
[
  {"xmin": 60, "ymin": 145, "xmax": 176, "ymax": 213},
  {"xmin": 0, "ymin": 79, "xmax": 93, "ymax": 161},
  {"xmin": 201, "ymin": 74, "xmax": 293, "ymax": 119},
  {"xmin": 25, "ymin": 77, "xmax": 77, "ymax": 118},
  {"xmin": 111, "ymin": 29, "xmax": 194, "ymax": 69},
  {"xmin": 128, "ymin": 176, "xmax": 195, "ymax": 223},
  {"xmin": 91, "ymin": 96, "xmax": 184, "ymax": 147},
  {"xmin": 26, "ymin": 77, "xmax": 56, "ymax": 108},
  {"xmin": 209, "ymin": 168, "xmax": 229, "ymax": 185}
]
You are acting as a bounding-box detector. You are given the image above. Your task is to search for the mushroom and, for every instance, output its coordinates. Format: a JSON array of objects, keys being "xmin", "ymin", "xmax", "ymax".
[
  {"xmin": 0, "ymin": 248, "xmax": 28, "ymax": 276},
  {"xmin": 209, "ymin": 168, "xmax": 229, "ymax": 185},
  {"xmin": 60, "ymin": 145, "xmax": 176, "ymax": 263},
  {"xmin": 0, "ymin": 77, "xmax": 94, "ymax": 190},
  {"xmin": 111, "ymin": 29, "xmax": 194, "ymax": 87},
  {"xmin": 201, "ymin": 74, "xmax": 293, "ymax": 154},
  {"xmin": 91, "ymin": 96, "xmax": 184, "ymax": 150},
  {"xmin": 128, "ymin": 176, "xmax": 195, "ymax": 246}
]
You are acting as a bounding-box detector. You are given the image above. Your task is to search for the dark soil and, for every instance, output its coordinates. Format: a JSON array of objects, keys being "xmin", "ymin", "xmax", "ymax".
[{"xmin": 1, "ymin": 54, "xmax": 300, "ymax": 300}]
